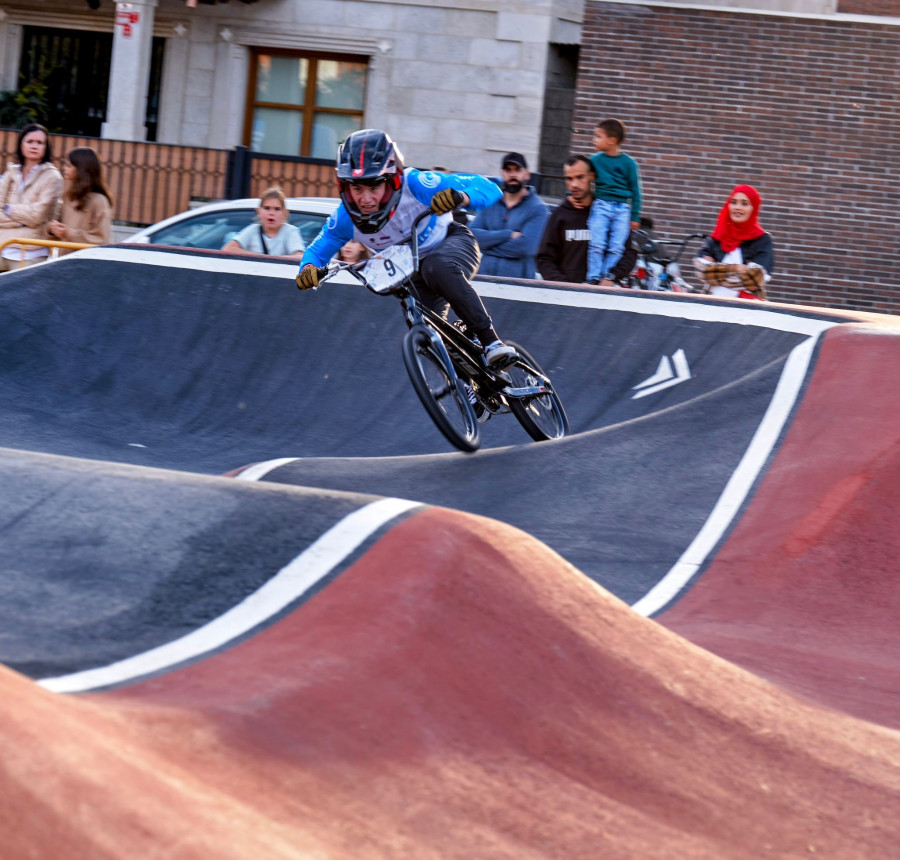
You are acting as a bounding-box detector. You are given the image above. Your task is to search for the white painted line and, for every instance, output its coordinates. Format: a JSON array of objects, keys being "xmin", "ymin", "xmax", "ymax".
[
  {"xmin": 57, "ymin": 246, "xmax": 840, "ymax": 336},
  {"xmin": 630, "ymin": 336, "xmax": 818, "ymax": 617},
  {"xmin": 474, "ymin": 281, "xmax": 840, "ymax": 337},
  {"xmin": 632, "ymin": 349, "xmax": 692, "ymax": 399},
  {"xmin": 633, "ymin": 354, "xmax": 673, "ymax": 390},
  {"xmin": 672, "ymin": 348, "xmax": 690, "ymax": 381},
  {"xmin": 54, "ymin": 245, "xmax": 297, "ymax": 278},
  {"xmin": 52, "ymin": 245, "xmax": 358, "ymax": 285},
  {"xmin": 38, "ymin": 497, "xmax": 421, "ymax": 694},
  {"xmin": 234, "ymin": 457, "xmax": 300, "ymax": 482}
]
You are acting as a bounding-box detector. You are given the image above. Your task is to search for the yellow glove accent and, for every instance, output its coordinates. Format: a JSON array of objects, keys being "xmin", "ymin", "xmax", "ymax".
[
  {"xmin": 296, "ymin": 265, "xmax": 320, "ymax": 291},
  {"xmin": 430, "ymin": 188, "xmax": 465, "ymax": 216}
]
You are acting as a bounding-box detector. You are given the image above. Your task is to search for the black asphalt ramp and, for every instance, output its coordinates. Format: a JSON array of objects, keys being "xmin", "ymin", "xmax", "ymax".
[{"xmin": 0, "ymin": 246, "xmax": 850, "ymax": 634}]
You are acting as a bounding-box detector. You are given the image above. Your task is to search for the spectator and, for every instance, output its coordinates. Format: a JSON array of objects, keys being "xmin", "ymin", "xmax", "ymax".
[
  {"xmin": 693, "ymin": 184, "xmax": 774, "ymax": 300},
  {"xmin": 46, "ymin": 147, "xmax": 113, "ymax": 254},
  {"xmin": 585, "ymin": 118, "xmax": 642, "ymax": 286},
  {"xmin": 338, "ymin": 239, "xmax": 370, "ymax": 263},
  {"xmin": 0, "ymin": 123, "xmax": 64, "ymax": 271},
  {"xmin": 470, "ymin": 152, "xmax": 548, "ymax": 279},
  {"xmin": 222, "ymin": 186, "xmax": 304, "ymax": 259},
  {"xmin": 537, "ymin": 155, "xmax": 636, "ymax": 286},
  {"xmin": 537, "ymin": 154, "xmax": 595, "ymax": 284}
]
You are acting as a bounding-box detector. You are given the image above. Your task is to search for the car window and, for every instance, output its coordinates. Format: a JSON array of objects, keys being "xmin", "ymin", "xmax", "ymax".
[
  {"xmin": 148, "ymin": 208, "xmax": 330, "ymax": 251},
  {"xmin": 289, "ymin": 211, "xmax": 328, "ymax": 246},
  {"xmin": 150, "ymin": 210, "xmax": 257, "ymax": 249}
]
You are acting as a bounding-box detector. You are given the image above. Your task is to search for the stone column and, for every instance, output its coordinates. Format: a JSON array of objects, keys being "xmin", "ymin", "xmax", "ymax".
[{"xmin": 102, "ymin": 0, "xmax": 158, "ymax": 141}]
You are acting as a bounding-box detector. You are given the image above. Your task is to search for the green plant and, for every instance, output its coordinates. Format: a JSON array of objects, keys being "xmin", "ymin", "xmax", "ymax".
[{"xmin": 0, "ymin": 79, "xmax": 49, "ymax": 128}]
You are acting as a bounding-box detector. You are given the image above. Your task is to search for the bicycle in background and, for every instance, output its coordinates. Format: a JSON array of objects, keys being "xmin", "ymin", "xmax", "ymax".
[{"xmin": 629, "ymin": 227, "xmax": 707, "ymax": 293}]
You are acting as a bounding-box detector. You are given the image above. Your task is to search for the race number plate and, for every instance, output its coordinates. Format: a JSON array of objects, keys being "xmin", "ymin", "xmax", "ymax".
[{"xmin": 364, "ymin": 244, "xmax": 414, "ymax": 293}]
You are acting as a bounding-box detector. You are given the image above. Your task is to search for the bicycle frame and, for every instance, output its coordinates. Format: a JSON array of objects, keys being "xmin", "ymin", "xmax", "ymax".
[
  {"xmin": 348, "ymin": 216, "xmax": 482, "ymax": 396},
  {"xmin": 323, "ymin": 211, "xmax": 554, "ymax": 412}
]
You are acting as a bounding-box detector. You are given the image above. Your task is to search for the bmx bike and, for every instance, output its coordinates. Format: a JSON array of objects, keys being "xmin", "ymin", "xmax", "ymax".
[
  {"xmin": 315, "ymin": 213, "xmax": 569, "ymax": 453},
  {"xmin": 630, "ymin": 230, "xmax": 707, "ymax": 292}
]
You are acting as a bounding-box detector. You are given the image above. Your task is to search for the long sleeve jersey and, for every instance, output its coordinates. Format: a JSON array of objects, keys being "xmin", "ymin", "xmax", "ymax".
[{"xmin": 300, "ymin": 168, "xmax": 501, "ymax": 268}]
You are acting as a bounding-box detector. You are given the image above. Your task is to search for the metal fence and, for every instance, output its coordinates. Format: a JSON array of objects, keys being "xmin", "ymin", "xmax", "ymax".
[
  {"xmin": 224, "ymin": 145, "xmax": 335, "ymax": 202},
  {"xmin": 0, "ymin": 129, "xmax": 335, "ymax": 227}
]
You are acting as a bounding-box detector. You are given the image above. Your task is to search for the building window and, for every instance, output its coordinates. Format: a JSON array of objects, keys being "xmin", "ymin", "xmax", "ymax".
[
  {"xmin": 244, "ymin": 50, "xmax": 367, "ymax": 158},
  {"xmin": 17, "ymin": 26, "xmax": 164, "ymax": 140}
]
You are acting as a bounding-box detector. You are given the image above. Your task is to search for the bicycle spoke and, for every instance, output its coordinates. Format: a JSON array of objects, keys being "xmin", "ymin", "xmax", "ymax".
[{"xmin": 403, "ymin": 327, "xmax": 479, "ymax": 452}]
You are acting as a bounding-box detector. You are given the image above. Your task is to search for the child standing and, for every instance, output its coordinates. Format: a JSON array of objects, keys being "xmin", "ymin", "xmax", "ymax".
[{"xmin": 585, "ymin": 118, "xmax": 642, "ymax": 286}]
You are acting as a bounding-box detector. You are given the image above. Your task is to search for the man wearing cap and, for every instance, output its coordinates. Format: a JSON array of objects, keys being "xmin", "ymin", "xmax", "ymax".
[{"xmin": 470, "ymin": 152, "xmax": 549, "ymax": 280}]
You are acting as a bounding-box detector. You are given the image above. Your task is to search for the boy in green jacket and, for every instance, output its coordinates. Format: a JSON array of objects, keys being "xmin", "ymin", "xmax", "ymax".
[{"xmin": 586, "ymin": 118, "xmax": 642, "ymax": 286}]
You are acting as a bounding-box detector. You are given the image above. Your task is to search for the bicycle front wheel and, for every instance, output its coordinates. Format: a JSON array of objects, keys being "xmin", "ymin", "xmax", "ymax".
[
  {"xmin": 402, "ymin": 325, "xmax": 480, "ymax": 452},
  {"xmin": 504, "ymin": 342, "xmax": 569, "ymax": 442}
]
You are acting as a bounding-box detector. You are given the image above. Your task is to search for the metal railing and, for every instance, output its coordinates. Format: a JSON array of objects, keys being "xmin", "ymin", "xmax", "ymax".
[{"xmin": 0, "ymin": 236, "xmax": 97, "ymax": 267}]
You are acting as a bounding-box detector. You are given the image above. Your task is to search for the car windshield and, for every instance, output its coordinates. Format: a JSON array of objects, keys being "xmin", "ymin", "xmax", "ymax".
[{"xmin": 148, "ymin": 209, "xmax": 329, "ymax": 250}]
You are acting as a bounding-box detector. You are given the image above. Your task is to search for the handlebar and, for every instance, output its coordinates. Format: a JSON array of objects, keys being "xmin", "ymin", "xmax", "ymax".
[
  {"xmin": 318, "ymin": 208, "xmax": 434, "ymax": 291},
  {"xmin": 636, "ymin": 231, "xmax": 707, "ymax": 264}
]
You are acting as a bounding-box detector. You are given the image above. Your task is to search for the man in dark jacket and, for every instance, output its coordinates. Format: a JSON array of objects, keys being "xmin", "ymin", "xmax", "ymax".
[
  {"xmin": 470, "ymin": 152, "xmax": 548, "ymax": 279},
  {"xmin": 538, "ymin": 155, "xmax": 636, "ymax": 285}
]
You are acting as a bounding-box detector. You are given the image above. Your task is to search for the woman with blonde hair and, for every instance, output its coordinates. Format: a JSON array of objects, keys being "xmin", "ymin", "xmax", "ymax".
[
  {"xmin": 47, "ymin": 146, "xmax": 114, "ymax": 253},
  {"xmin": 0, "ymin": 123, "xmax": 64, "ymax": 270},
  {"xmin": 222, "ymin": 186, "xmax": 304, "ymax": 259}
]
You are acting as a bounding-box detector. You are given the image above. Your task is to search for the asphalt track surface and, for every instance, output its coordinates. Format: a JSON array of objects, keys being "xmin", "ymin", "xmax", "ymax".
[{"xmin": 1, "ymin": 245, "xmax": 899, "ymax": 858}]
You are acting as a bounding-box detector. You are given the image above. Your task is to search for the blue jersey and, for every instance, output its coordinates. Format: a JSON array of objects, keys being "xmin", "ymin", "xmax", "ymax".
[{"xmin": 300, "ymin": 168, "xmax": 501, "ymax": 269}]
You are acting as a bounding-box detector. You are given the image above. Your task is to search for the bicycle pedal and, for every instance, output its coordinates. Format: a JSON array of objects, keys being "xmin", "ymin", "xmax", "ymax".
[{"xmin": 488, "ymin": 353, "xmax": 518, "ymax": 370}]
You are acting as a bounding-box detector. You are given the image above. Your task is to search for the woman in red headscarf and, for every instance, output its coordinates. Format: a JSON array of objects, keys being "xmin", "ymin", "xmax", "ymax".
[{"xmin": 693, "ymin": 184, "xmax": 775, "ymax": 300}]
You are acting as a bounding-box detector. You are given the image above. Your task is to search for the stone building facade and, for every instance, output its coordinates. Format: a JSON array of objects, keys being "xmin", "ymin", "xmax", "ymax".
[{"xmin": 0, "ymin": 0, "xmax": 582, "ymax": 177}]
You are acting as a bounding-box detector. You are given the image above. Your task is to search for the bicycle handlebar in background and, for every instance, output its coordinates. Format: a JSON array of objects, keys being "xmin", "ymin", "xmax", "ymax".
[{"xmin": 640, "ymin": 232, "xmax": 708, "ymax": 263}]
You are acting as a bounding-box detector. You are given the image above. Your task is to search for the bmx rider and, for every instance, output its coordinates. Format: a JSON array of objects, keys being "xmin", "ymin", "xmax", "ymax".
[{"xmin": 296, "ymin": 128, "xmax": 518, "ymax": 367}]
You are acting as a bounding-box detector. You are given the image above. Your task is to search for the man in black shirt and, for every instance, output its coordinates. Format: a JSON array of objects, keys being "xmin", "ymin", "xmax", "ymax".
[{"xmin": 537, "ymin": 155, "xmax": 635, "ymax": 285}]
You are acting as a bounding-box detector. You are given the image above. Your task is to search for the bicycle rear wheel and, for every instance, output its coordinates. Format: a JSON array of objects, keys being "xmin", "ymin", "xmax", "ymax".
[
  {"xmin": 402, "ymin": 325, "xmax": 480, "ymax": 452},
  {"xmin": 503, "ymin": 342, "xmax": 569, "ymax": 442}
]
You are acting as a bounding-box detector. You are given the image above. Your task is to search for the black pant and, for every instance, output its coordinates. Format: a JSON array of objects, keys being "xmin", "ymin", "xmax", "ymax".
[{"xmin": 414, "ymin": 222, "xmax": 498, "ymax": 345}]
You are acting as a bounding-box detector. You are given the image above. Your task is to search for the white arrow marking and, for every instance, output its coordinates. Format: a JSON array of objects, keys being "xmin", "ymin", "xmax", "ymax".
[{"xmin": 632, "ymin": 348, "xmax": 691, "ymax": 399}]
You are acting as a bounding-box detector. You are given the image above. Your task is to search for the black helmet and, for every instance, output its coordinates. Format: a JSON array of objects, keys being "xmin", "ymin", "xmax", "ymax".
[{"xmin": 336, "ymin": 129, "xmax": 405, "ymax": 234}]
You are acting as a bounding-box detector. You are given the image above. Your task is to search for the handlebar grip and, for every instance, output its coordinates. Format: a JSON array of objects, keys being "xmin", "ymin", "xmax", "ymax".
[{"xmin": 297, "ymin": 263, "xmax": 328, "ymax": 291}]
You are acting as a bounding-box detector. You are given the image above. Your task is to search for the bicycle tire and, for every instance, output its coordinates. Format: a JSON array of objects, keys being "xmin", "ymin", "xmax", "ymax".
[
  {"xmin": 402, "ymin": 325, "xmax": 480, "ymax": 452},
  {"xmin": 503, "ymin": 342, "xmax": 569, "ymax": 442}
]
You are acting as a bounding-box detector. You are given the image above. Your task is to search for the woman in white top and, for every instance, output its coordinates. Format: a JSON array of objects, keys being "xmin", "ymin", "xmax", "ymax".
[
  {"xmin": 0, "ymin": 123, "xmax": 64, "ymax": 271},
  {"xmin": 221, "ymin": 186, "xmax": 304, "ymax": 259}
]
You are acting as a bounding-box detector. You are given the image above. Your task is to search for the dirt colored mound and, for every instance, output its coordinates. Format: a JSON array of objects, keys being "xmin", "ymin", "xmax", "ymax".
[
  {"xmin": 660, "ymin": 324, "xmax": 900, "ymax": 730},
  {"xmin": 3, "ymin": 508, "xmax": 899, "ymax": 858}
]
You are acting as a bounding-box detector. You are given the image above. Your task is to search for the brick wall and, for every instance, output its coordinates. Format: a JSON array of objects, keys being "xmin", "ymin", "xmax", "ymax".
[
  {"xmin": 573, "ymin": 3, "xmax": 900, "ymax": 314},
  {"xmin": 839, "ymin": 1, "xmax": 897, "ymax": 15}
]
